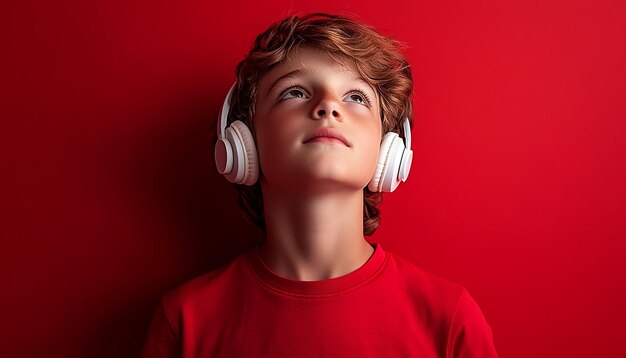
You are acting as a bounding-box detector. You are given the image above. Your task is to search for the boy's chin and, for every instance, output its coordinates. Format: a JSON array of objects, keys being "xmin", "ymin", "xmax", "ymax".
[{"xmin": 264, "ymin": 173, "xmax": 370, "ymax": 194}]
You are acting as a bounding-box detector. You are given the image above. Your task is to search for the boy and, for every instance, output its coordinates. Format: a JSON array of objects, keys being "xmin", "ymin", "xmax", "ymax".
[{"xmin": 141, "ymin": 13, "xmax": 498, "ymax": 357}]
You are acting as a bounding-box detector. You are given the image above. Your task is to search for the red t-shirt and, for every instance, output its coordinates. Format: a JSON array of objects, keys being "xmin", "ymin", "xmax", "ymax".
[{"xmin": 141, "ymin": 241, "xmax": 498, "ymax": 357}]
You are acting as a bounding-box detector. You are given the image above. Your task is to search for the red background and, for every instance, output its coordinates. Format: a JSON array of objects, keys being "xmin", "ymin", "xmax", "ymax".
[{"xmin": 2, "ymin": 0, "xmax": 625, "ymax": 357}]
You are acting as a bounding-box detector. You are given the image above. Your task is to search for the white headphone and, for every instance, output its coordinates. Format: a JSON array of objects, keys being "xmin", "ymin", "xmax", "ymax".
[{"xmin": 214, "ymin": 83, "xmax": 413, "ymax": 192}]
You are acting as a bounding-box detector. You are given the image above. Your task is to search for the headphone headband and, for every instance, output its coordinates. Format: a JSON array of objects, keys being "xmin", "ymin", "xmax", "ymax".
[
  {"xmin": 217, "ymin": 83, "xmax": 237, "ymax": 140},
  {"xmin": 402, "ymin": 117, "xmax": 411, "ymax": 151}
]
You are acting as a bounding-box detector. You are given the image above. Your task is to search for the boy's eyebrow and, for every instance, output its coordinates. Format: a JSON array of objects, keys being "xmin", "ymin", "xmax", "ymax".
[{"xmin": 265, "ymin": 68, "xmax": 314, "ymax": 97}]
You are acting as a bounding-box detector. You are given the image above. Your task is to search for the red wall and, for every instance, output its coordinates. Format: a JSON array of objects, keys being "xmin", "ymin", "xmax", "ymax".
[{"xmin": 2, "ymin": 0, "xmax": 625, "ymax": 356}]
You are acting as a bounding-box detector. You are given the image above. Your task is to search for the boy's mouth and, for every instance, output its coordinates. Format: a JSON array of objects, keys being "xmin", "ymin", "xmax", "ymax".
[{"xmin": 303, "ymin": 127, "xmax": 351, "ymax": 147}]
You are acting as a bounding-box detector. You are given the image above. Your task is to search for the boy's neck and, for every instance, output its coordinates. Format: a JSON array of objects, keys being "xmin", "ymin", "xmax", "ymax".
[{"xmin": 258, "ymin": 184, "xmax": 374, "ymax": 281}]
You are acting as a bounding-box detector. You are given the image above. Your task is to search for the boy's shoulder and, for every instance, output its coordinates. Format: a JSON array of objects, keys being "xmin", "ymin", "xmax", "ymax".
[
  {"xmin": 160, "ymin": 249, "xmax": 251, "ymax": 308},
  {"xmin": 383, "ymin": 247, "xmax": 499, "ymax": 356},
  {"xmin": 382, "ymin": 246, "xmax": 467, "ymax": 308}
]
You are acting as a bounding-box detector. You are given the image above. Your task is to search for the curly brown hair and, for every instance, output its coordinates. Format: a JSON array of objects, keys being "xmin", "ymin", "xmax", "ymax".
[{"xmin": 223, "ymin": 12, "xmax": 413, "ymax": 237}]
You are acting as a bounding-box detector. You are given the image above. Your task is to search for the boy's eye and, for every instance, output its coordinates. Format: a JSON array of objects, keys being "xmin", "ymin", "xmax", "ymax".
[
  {"xmin": 345, "ymin": 90, "xmax": 371, "ymax": 107},
  {"xmin": 280, "ymin": 87, "xmax": 308, "ymax": 100},
  {"xmin": 346, "ymin": 93, "xmax": 365, "ymax": 104}
]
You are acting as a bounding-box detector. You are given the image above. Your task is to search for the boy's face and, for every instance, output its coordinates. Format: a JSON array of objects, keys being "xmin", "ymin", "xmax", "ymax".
[{"xmin": 254, "ymin": 46, "xmax": 383, "ymax": 193}]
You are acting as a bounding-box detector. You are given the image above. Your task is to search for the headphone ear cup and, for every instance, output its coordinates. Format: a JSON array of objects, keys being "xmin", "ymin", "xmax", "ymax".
[
  {"xmin": 222, "ymin": 125, "xmax": 245, "ymax": 184},
  {"xmin": 379, "ymin": 135, "xmax": 405, "ymax": 192},
  {"xmin": 368, "ymin": 132, "xmax": 397, "ymax": 192},
  {"xmin": 230, "ymin": 120, "xmax": 259, "ymax": 185}
]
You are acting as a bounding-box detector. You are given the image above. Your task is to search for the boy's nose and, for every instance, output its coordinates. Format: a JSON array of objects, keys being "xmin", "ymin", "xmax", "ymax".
[{"xmin": 312, "ymin": 96, "xmax": 342, "ymax": 120}]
